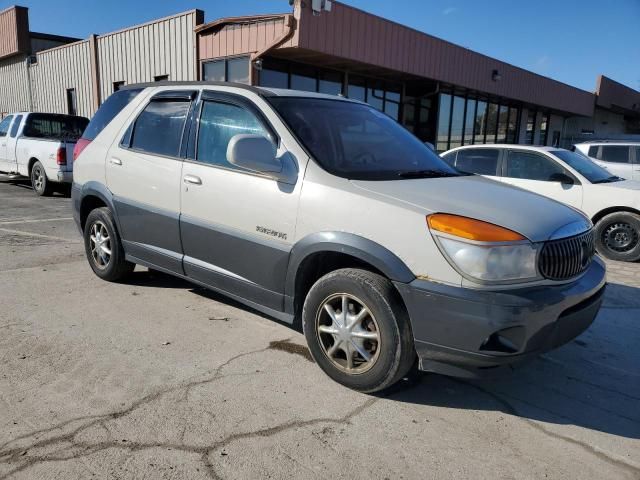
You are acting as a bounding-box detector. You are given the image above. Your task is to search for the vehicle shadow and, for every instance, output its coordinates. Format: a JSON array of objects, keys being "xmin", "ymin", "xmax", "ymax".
[
  {"xmin": 387, "ymin": 282, "xmax": 640, "ymax": 441},
  {"xmin": 133, "ymin": 270, "xmax": 640, "ymax": 440}
]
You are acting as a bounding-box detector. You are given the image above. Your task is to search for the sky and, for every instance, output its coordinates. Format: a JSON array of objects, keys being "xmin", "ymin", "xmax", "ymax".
[{"xmin": 3, "ymin": 0, "xmax": 638, "ymax": 93}]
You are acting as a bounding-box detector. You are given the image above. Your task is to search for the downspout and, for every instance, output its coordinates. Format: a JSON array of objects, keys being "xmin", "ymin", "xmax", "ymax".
[{"xmin": 249, "ymin": 14, "xmax": 296, "ymax": 86}]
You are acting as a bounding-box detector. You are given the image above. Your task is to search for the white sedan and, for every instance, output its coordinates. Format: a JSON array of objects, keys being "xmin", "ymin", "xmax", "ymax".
[{"xmin": 442, "ymin": 144, "xmax": 640, "ymax": 262}]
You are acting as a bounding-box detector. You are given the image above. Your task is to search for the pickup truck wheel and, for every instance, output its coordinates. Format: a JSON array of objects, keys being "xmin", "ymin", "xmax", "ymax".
[
  {"xmin": 302, "ymin": 268, "xmax": 415, "ymax": 393},
  {"xmin": 83, "ymin": 207, "xmax": 134, "ymax": 281},
  {"xmin": 31, "ymin": 161, "xmax": 52, "ymax": 196},
  {"xmin": 595, "ymin": 212, "xmax": 640, "ymax": 262}
]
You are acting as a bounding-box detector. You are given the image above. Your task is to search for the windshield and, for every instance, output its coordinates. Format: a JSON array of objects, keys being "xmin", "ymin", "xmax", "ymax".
[
  {"xmin": 551, "ymin": 149, "xmax": 623, "ymax": 184},
  {"xmin": 268, "ymin": 97, "xmax": 462, "ymax": 181},
  {"xmin": 23, "ymin": 113, "xmax": 89, "ymax": 141}
]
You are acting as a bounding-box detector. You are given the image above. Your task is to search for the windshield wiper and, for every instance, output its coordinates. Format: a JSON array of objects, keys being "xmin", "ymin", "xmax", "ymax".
[
  {"xmin": 592, "ymin": 176, "xmax": 623, "ymax": 184},
  {"xmin": 397, "ymin": 169, "xmax": 460, "ymax": 179}
]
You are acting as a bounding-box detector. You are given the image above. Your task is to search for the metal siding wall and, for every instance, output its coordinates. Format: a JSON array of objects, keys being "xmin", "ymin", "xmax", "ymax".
[
  {"xmin": 29, "ymin": 41, "xmax": 95, "ymax": 118},
  {"xmin": 97, "ymin": 11, "xmax": 199, "ymax": 102},
  {"xmin": 0, "ymin": 54, "xmax": 30, "ymax": 113},
  {"xmin": 198, "ymin": 18, "xmax": 288, "ymax": 61},
  {"xmin": 0, "ymin": 7, "xmax": 29, "ymax": 60}
]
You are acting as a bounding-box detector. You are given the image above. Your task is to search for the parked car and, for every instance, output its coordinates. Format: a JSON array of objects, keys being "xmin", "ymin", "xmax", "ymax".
[
  {"xmin": 72, "ymin": 83, "xmax": 605, "ymax": 392},
  {"xmin": 442, "ymin": 144, "xmax": 640, "ymax": 262},
  {"xmin": 0, "ymin": 112, "xmax": 89, "ymax": 195},
  {"xmin": 573, "ymin": 141, "xmax": 640, "ymax": 181}
]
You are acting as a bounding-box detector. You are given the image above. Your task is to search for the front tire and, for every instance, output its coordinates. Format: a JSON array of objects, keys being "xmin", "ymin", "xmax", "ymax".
[
  {"xmin": 83, "ymin": 207, "xmax": 134, "ymax": 281},
  {"xmin": 594, "ymin": 212, "xmax": 640, "ymax": 262},
  {"xmin": 302, "ymin": 268, "xmax": 415, "ymax": 393},
  {"xmin": 31, "ymin": 161, "xmax": 52, "ymax": 196}
]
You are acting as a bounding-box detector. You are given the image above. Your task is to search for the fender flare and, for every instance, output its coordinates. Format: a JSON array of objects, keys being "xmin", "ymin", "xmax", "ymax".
[
  {"xmin": 284, "ymin": 231, "xmax": 416, "ymax": 299},
  {"xmin": 76, "ymin": 181, "xmax": 121, "ymax": 232}
]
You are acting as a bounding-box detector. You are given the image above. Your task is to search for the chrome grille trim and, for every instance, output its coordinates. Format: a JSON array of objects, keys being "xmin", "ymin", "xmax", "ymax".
[{"xmin": 539, "ymin": 230, "xmax": 595, "ymax": 281}]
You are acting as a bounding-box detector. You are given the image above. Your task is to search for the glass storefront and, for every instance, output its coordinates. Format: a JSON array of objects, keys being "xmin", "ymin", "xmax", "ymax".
[{"xmin": 435, "ymin": 94, "xmax": 521, "ymax": 152}]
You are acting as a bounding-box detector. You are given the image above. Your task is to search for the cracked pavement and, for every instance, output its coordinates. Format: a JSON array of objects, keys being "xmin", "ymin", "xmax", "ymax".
[{"xmin": 1, "ymin": 179, "xmax": 639, "ymax": 479}]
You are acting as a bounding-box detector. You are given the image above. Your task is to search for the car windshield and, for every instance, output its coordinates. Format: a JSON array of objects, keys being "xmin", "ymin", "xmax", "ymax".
[
  {"xmin": 268, "ymin": 97, "xmax": 462, "ymax": 181},
  {"xmin": 551, "ymin": 149, "xmax": 623, "ymax": 184}
]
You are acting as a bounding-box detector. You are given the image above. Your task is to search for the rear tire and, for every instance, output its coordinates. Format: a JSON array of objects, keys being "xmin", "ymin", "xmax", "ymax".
[
  {"xmin": 31, "ymin": 161, "xmax": 52, "ymax": 196},
  {"xmin": 594, "ymin": 212, "xmax": 640, "ymax": 262},
  {"xmin": 302, "ymin": 268, "xmax": 416, "ymax": 393},
  {"xmin": 83, "ymin": 207, "xmax": 134, "ymax": 281}
]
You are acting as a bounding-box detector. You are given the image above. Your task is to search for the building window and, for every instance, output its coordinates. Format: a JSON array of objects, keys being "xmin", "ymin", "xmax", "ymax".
[
  {"xmin": 496, "ymin": 105, "xmax": 509, "ymax": 143},
  {"xmin": 507, "ymin": 107, "xmax": 518, "ymax": 143},
  {"xmin": 474, "ymin": 101, "xmax": 487, "ymax": 143},
  {"xmin": 202, "ymin": 57, "xmax": 250, "ymax": 84},
  {"xmin": 449, "ymin": 96, "xmax": 465, "ymax": 149},
  {"xmin": 113, "ymin": 81, "xmax": 125, "ymax": 92},
  {"xmin": 66, "ymin": 88, "xmax": 77, "ymax": 116},
  {"xmin": 436, "ymin": 94, "xmax": 452, "ymax": 152},
  {"xmin": 260, "ymin": 68, "xmax": 288, "ymax": 88},
  {"xmin": 484, "ymin": 103, "xmax": 498, "ymax": 144},
  {"xmin": 318, "ymin": 70, "xmax": 342, "ymax": 96},
  {"xmin": 347, "ymin": 76, "xmax": 366, "ymax": 102},
  {"xmin": 539, "ymin": 113, "xmax": 550, "ymax": 145},
  {"xmin": 154, "ymin": 75, "xmax": 169, "ymax": 82},
  {"xmin": 525, "ymin": 110, "xmax": 536, "ymax": 144},
  {"xmin": 464, "ymin": 99, "xmax": 476, "ymax": 145}
]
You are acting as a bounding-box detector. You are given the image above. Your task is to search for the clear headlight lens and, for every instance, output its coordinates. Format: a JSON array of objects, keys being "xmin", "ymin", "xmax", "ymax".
[
  {"xmin": 427, "ymin": 213, "xmax": 539, "ymax": 283},
  {"xmin": 438, "ymin": 237, "xmax": 538, "ymax": 282}
]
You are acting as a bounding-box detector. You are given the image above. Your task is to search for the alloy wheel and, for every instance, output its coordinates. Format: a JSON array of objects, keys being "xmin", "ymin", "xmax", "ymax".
[
  {"xmin": 89, "ymin": 221, "xmax": 112, "ymax": 269},
  {"xmin": 32, "ymin": 166, "xmax": 44, "ymax": 193},
  {"xmin": 315, "ymin": 293, "xmax": 381, "ymax": 374}
]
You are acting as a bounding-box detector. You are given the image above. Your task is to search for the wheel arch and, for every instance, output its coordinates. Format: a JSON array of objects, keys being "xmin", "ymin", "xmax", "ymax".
[
  {"xmin": 27, "ymin": 157, "xmax": 40, "ymax": 175},
  {"xmin": 78, "ymin": 182, "xmax": 119, "ymax": 232},
  {"xmin": 285, "ymin": 232, "xmax": 415, "ymax": 321},
  {"xmin": 592, "ymin": 206, "xmax": 640, "ymax": 225}
]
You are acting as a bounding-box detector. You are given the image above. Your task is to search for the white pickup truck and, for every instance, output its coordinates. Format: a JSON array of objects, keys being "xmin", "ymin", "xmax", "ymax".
[{"xmin": 0, "ymin": 112, "xmax": 89, "ymax": 196}]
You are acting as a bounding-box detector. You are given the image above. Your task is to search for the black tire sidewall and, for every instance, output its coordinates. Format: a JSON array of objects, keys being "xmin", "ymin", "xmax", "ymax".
[
  {"xmin": 303, "ymin": 269, "xmax": 409, "ymax": 392},
  {"xmin": 83, "ymin": 208, "xmax": 129, "ymax": 280},
  {"xmin": 595, "ymin": 212, "xmax": 640, "ymax": 262}
]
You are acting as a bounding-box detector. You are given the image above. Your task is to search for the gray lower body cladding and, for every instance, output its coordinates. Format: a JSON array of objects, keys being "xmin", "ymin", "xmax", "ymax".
[{"xmin": 395, "ymin": 257, "xmax": 607, "ymax": 378}]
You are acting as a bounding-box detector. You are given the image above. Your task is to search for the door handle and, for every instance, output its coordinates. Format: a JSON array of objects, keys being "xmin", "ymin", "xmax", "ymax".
[
  {"xmin": 110, "ymin": 158, "xmax": 122, "ymax": 166},
  {"xmin": 183, "ymin": 174, "xmax": 202, "ymax": 185}
]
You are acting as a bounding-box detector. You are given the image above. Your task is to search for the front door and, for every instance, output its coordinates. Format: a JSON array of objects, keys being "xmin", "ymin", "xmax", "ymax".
[
  {"xmin": 498, "ymin": 149, "xmax": 583, "ymax": 210},
  {"xmin": 106, "ymin": 90, "xmax": 196, "ymax": 272},
  {"xmin": 633, "ymin": 146, "xmax": 640, "ymax": 181},
  {"xmin": 5, "ymin": 114, "xmax": 23, "ymax": 172},
  {"xmin": 179, "ymin": 91, "xmax": 302, "ymax": 312}
]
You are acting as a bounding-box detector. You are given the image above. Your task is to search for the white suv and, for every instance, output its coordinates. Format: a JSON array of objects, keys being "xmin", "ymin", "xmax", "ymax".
[
  {"xmin": 443, "ymin": 145, "xmax": 640, "ymax": 262},
  {"xmin": 573, "ymin": 142, "xmax": 640, "ymax": 181},
  {"xmin": 72, "ymin": 83, "xmax": 605, "ymax": 392}
]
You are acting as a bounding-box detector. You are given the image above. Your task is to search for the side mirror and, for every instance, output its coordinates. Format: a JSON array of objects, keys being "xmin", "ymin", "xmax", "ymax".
[
  {"xmin": 549, "ymin": 172, "xmax": 574, "ymax": 185},
  {"xmin": 226, "ymin": 134, "xmax": 297, "ymax": 184}
]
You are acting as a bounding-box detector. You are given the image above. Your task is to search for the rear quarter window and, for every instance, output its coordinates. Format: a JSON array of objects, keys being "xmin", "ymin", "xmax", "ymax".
[
  {"xmin": 128, "ymin": 99, "xmax": 191, "ymax": 157},
  {"xmin": 23, "ymin": 114, "xmax": 89, "ymax": 141},
  {"xmin": 455, "ymin": 148, "xmax": 500, "ymax": 175},
  {"xmin": 588, "ymin": 146, "xmax": 598, "ymax": 157},
  {"xmin": 600, "ymin": 145, "xmax": 630, "ymax": 163},
  {"xmin": 82, "ymin": 88, "xmax": 143, "ymax": 141}
]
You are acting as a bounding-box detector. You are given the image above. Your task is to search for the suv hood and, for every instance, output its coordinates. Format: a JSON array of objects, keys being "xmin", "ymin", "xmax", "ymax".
[{"xmin": 351, "ymin": 175, "xmax": 590, "ymax": 243}]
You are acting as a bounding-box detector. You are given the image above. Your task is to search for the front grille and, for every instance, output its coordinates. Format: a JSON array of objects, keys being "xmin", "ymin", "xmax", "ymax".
[{"xmin": 539, "ymin": 230, "xmax": 595, "ymax": 281}]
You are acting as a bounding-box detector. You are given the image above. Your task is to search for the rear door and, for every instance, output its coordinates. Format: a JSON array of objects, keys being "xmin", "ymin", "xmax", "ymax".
[
  {"xmin": 106, "ymin": 89, "xmax": 196, "ymax": 272},
  {"xmin": 0, "ymin": 115, "xmax": 14, "ymax": 172},
  {"xmin": 179, "ymin": 90, "xmax": 300, "ymax": 311},
  {"xmin": 597, "ymin": 145, "xmax": 633, "ymax": 179},
  {"xmin": 499, "ymin": 149, "xmax": 583, "ymax": 210}
]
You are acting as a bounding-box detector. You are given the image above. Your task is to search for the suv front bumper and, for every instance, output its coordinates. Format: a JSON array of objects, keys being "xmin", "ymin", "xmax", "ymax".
[{"xmin": 394, "ymin": 257, "xmax": 606, "ymax": 378}]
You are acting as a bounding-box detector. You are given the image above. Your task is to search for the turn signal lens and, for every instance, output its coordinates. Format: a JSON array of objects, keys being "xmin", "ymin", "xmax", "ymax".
[{"xmin": 427, "ymin": 214, "xmax": 525, "ymax": 242}]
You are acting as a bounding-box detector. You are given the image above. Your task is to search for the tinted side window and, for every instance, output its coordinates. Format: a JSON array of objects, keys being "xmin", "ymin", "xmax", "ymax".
[
  {"xmin": 130, "ymin": 100, "xmax": 191, "ymax": 157},
  {"xmin": 455, "ymin": 149, "xmax": 500, "ymax": 175},
  {"xmin": 196, "ymin": 101, "xmax": 271, "ymax": 169},
  {"xmin": 588, "ymin": 146, "xmax": 598, "ymax": 157},
  {"xmin": 635, "ymin": 147, "xmax": 640, "ymax": 165},
  {"xmin": 9, "ymin": 115, "xmax": 22, "ymax": 137},
  {"xmin": 505, "ymin": 151, "xmax": 565, "ymax": 181},
  {"xmin": 83, "ymin": 88, "xmax": 143, "ymax": 141},
  {"xmin": 600, "ymin": 145, "xmax": 630, "ymax": 164},
  {"xmin": 0, "ymin": 115, "xmax": 14, "ymax": 137},
  {"xmin": 23, "ymin": 114, "xmax": 89, "ymax": 141}
]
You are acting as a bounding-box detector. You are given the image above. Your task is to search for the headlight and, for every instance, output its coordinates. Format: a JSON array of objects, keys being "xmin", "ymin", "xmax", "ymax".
[{"xmin": 428, "ymin": 213, "xmax": 540, "ymax": 283}]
